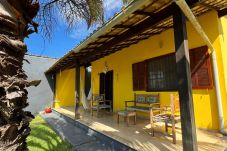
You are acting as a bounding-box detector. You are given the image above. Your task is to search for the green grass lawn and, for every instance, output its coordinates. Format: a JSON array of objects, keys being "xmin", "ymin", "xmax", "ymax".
[{"xmin": 27, "ymin": 115, "xmax": 72, "ymax": 151}]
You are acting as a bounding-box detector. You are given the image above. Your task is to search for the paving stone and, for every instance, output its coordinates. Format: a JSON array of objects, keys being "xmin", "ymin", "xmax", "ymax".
[
  {"xmin": 75, "ymin": 140, "xmax": 114, "ymax": 151},
  {"xmin": 41, "ymin": 112, "xmax": 130, "ymax": 151}
]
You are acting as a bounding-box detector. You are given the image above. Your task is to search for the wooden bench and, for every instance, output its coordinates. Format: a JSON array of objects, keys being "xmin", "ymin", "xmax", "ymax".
[{"xmin": 125, "ymin": 93, "xmax": 160, "ymax": 126}]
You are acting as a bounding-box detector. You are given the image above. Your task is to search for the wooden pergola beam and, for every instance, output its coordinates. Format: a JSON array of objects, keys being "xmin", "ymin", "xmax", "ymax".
[
  {"xmin": 139, "ymin": 32, "xmax": 161, "ymax": 36},
  {"xmin": 133, "ymin": 10, "xmax": 155, "ymax": 16},
  {"xmin": 159, "ymin": 25, "xmax": 173, "ymax": 29},
  {"xmin": 218, "ymin": 7, "xmax": 227, "ymax": 17},
  {"xmin": 80, "ymin": 46, "xmax": 129, "ymax": 65},
  {"xmin": 113, "ymin": 24, "xmax": 132, "ymax": 29},
  {"xmin": 199, "ymin": 3, "xmax": 220, "ymax": 11},
  {"xmin": 81, "ymin": 5, "xmax": 174, "ymax": 64},
  {"xmin": 126, "ymin": 37, "xmax": 148, "ymax": 42},
  {"xmin": 81, "ymin": 47, "xmax": 96, "ymax": 51},
  {"xmin": 81, "ymin": 0, "xmax": 200, "ymax": 64},
  {"xmin": 88, "ymin": 41, "xmax": 105, "ymax": 45},
  {"xmin": 116, "ymin": 42, "xmax": 138, "ymax": 47},
  {"xmin": 99, "ymin": 35, "xmax": 118, "ymax": 38},
  {"xmin": 46, "ymin": 0, "xmax": 216, "ymax": 74},
  {"xmin": 83, "ymin": 46, "xmax": 135, "ymax": 64}
]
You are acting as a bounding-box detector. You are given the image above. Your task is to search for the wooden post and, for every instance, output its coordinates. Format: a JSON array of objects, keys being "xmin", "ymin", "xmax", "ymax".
[
  {"xmin": 173, "ymin": 4, "xmax": 198, "ymax": 151},
  {"xmin": 75, "ymin": 62, "xmax": 81, "ymax": 119}
]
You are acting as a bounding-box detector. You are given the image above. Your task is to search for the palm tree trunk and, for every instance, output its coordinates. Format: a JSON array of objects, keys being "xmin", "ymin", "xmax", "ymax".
[{"xmin": 0, "ymin": 1, "xmax": 39, "ymax": 150}]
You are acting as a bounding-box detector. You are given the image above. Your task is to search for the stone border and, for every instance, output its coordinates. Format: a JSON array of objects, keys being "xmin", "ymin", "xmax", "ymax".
[{"xmin": 42, "ymin": 110, "xmax": 136, "ymax": 151}]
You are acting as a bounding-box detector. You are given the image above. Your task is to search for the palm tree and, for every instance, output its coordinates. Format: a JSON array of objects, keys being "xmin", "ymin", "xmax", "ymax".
[
  {"xmin": 0, "ymin": 0, "xmax": 130, "ymax": 150},
  {"xmin": 0, "ymin": 1, "xmax": 41, "ymax": 150}
]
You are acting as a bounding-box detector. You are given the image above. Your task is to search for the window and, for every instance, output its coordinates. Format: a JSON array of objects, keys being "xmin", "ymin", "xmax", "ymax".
[
  {"xmin": 190, "ymin": 46, "xmax": 213, "ymax": 89},
  {"xmin": 132, "ymin": 61, "xmax": 146, "ymax": 91},
  {"xmin": 147, "ymin": 54, "xmax": 177, "ymax": 91},
  {"xmin": 132, "ymin": 46, "xmax": 212, "ymax": 91}
]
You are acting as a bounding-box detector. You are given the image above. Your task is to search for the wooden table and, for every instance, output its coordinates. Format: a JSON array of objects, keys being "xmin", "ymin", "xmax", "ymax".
[{"xmin": 117, "ymin": 110, "xmax": 136, "ymax": 126}]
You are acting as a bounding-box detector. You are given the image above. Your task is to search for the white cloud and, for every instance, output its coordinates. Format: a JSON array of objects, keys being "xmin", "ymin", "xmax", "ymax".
[
  {"xmin": 69, "ymin": 0, "xmax": 123, "ymax": 41},
  {"xmin": 104, "ymin": 0, "xmax": 123, "ymax": 11},
  {"xmin": 69, "ymin": 22, "xmax": 99, "ymax": 41}
]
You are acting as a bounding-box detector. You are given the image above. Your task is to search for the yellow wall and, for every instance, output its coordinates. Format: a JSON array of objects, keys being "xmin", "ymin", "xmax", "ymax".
[
  {"xmin": 54, "ymin": 67, "xmax": 86, "ymax": 107},
  {"xmin": 55, "ymin": 69, "xmax": 75, "ymax": 107},
  {"xmin": 219, "ymin": 16, "xmax": 227, "ymax": 98},
  {"xmin": 218, "ymin": 15, "xmax": 227, "ymax": 128},
  {"xmin": 91, "ymin": 11, "xmax": 227, "ymax": 130}
]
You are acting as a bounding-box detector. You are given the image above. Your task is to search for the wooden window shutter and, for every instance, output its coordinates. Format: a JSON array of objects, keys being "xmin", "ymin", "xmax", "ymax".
[
  {"xmin": 190, "ymin": 46, "xmax": 213, "ymax": 89},
  {"xmin": 132, "ymin": 61, "xmax": 146, "ymax": 91},
  {"xmin": 132, "ymin": 63, "xmax": 139, "ymax": 90},
  {"xmin": 190, "ymin": 50, "xmax": 198, "ymax": 87}
]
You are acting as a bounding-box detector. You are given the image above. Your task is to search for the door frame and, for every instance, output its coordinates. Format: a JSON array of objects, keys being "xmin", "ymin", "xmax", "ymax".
[{"xmin": 99, "ymin": 70, "xmax": 113, "ymax": 110}]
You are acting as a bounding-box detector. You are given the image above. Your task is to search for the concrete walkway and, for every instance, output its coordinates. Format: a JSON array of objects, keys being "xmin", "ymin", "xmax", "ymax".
[{"xmin": 40, "ymin": 111, "xmax": 134, "ymax": 151}]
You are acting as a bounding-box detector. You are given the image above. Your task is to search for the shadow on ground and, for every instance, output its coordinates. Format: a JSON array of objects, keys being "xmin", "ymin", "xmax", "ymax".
[{"xmin": 27, "ymin": 116, "xmax": 72, "ymax": 151}]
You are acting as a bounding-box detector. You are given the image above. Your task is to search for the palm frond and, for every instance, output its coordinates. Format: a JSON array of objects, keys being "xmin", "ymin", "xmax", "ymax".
[
  {"xmin": 38, "ymin": 0, "xmax": 135, "ymax": 39},
  {"xmin": 122, "ymin": 0, "xmax": 134, "ymax": 5},
  {"xmin": 38, "ymin": 0, "xmax": 104, "ymax": 38}
]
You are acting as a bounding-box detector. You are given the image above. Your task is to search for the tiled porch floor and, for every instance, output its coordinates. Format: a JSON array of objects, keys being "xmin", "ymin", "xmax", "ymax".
[{"xmin": 55, "ymin": 107, "xmax": 227, "ymax": 151}]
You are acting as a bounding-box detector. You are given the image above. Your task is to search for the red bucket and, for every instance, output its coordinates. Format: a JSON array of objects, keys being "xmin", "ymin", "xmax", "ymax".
[{"xmin": 44, "ymin": 107, "xmax": 52, "ymax": 113}]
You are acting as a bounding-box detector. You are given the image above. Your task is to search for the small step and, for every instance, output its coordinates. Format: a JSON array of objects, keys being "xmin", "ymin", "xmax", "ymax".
[{"xmin": 40, "ymin": 111, "xmax": 135, "ymax": 151}]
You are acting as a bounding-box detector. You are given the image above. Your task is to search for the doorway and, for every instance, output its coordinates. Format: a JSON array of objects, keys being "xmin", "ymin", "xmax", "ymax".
[
  {"xmin": 85, "ymin": 66, "xmax": 92, "ymax": 96},
  {"xmin": 99, "ymin": 70, "xmax": 113, "ymax": 110}
]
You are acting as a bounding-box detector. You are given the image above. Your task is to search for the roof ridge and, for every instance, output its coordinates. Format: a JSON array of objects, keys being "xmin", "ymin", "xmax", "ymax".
[{"xmin": 25, "ymin": 53, "xmax": 58, "ymax": 60}]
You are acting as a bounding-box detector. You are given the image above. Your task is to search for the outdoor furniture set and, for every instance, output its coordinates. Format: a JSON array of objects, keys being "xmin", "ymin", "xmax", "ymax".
[
  {"xmin": 124, "ymin": 93, "xmax": 181, "ymax": 144},
  {"xmin": 90, "ymin": 93, "xmax": 180, "ymax": 144}
]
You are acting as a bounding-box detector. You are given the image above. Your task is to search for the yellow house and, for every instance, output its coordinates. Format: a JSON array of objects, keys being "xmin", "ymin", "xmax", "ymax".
[{"xmin": 46, "ymin": 0, "xmax": 227, "ymax": 147}]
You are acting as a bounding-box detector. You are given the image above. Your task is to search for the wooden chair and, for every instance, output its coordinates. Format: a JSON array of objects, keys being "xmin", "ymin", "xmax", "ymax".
[
  {"xmin": 150, "ymin": 94, "xmax": 181, "ymax": 144},
  {"xmin": 90, "ymin": 94, "xmax": 112, "ymax": 117}
]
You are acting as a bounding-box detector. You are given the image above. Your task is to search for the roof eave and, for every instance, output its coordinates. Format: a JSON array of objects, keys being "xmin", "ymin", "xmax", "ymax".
[{"xmin": 46, "ymin": 0, "xmax": 152, "ymax": 74}]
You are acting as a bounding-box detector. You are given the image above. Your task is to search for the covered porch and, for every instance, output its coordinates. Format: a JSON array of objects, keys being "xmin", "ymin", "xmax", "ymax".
[
  {"xmin": 46, "ymin": 0, "xmax": 227, "ymax": 150},
  {"xmin": 54, "ymin": 107, "xmax": 227, "ymax": 151}
]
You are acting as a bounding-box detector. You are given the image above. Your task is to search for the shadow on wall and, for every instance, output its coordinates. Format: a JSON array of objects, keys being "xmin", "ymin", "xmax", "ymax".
[
  {"xmin": 46, "ymin": 74, "xmax": 55, "ymax": 94},
  {"xmin": 23, "ymin": 54, "xmax": 58, "ymax": 115}
]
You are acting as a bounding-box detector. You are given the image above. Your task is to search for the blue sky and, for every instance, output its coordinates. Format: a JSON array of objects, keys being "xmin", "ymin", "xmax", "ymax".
[{"xmin": 25, "ymin": 0, "xmax": 123, "ymax": 58}]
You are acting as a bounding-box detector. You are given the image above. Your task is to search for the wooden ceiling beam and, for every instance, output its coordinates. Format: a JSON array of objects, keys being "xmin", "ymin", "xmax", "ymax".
[
  {"xmin": 218, "ymin": 7, "xmax": 227, "ymax": 17},
  {"xmin": 199, "ymin": 3, "xmax": 220, "ymax": 11},
  {"xmin": 80, "ymin": 47, "xmax": 99, "ymax": 53},
  {"xmin": 88, "ymin": 41, "xmax": 105, "ymax": 45},
  {"xmin": 139, "ymin": 32, "xmax": 161, "ymax": 36},
  {"xmin": 115, "ymin": 42, "xmax": 137, "ymax": 47},
  {"xmin": 113, "ymin": 44, "xmax": 132, "ymax": 49},
  {"xmin": 80, "ymin": 5, "xmax": 175, "ymax": 64},
  {"xmin": 113, "ymin": 24, "xmax": 132, "ymax": 29},
  {"xmin": 156, "ymin": 25, "xmax": 173, "ymax": 29},
  {"xmin": 81, "ymin": 47, "xmax": 95, "ymax": 50},
  {"xmin": 126, "ymin": 38, "xmax": 147, "ymax": 42},
  {"xmin": 82, "ymin": 45, "xmax": 131, "ymax": 64},
  {"xmin": 99, "ymin": 35, "xmax": 118, "ymax": 38},
  {"xmin": 133, "ymin": 10, "xmax": 155, "ymax": 16},
  {"xmin": 88, "ymin": 51, "xmax": 115, "ymax": 63},
  {"xmin": 49, "ymin": 0, "xmax": 201, "ymax": 70}
]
